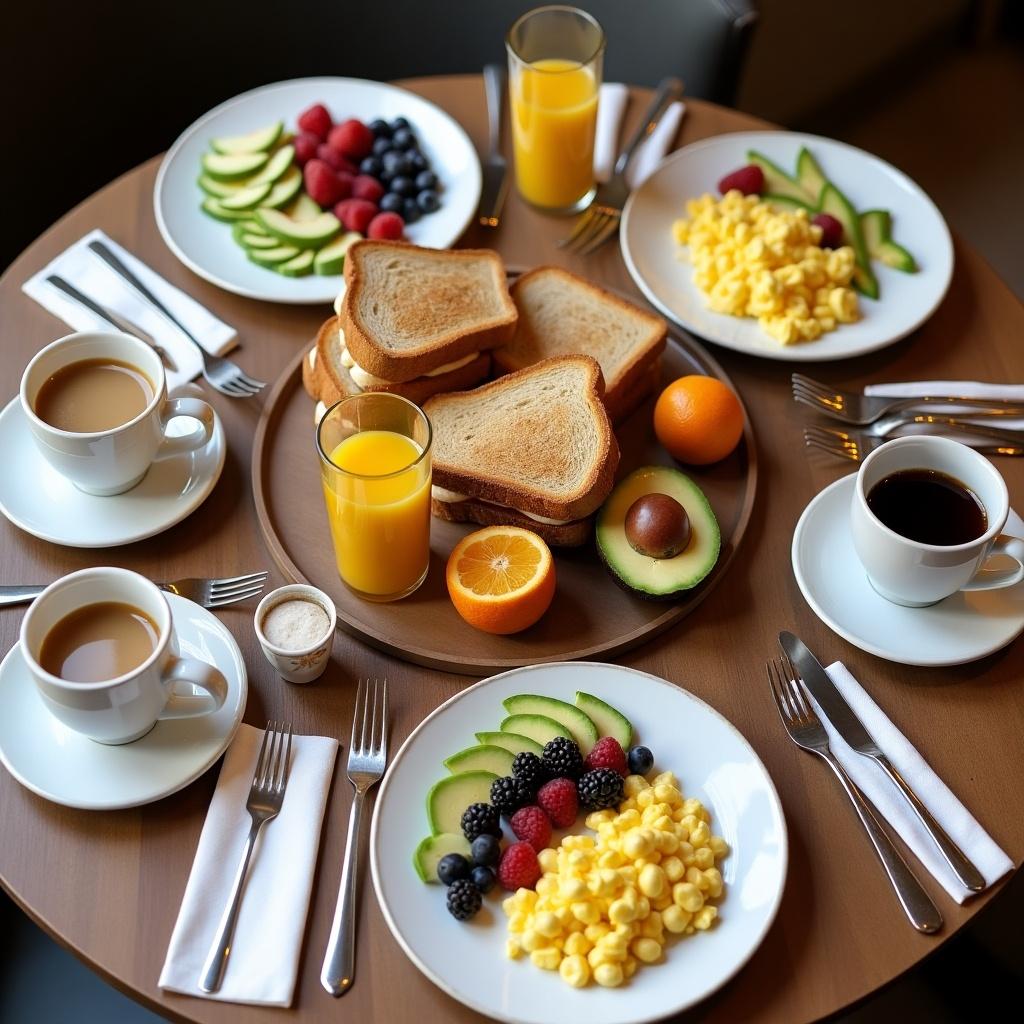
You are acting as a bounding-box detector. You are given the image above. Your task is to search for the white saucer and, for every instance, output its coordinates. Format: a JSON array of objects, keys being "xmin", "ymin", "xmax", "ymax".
[
  {"xmin": 0, "ymin": 396, "xmax": 225, "ymax": 548},
  {"xmin": 0, "ymin": 593, "xmax": 247, "ymax": 809},
  {"xmin": 792, "ymin": 474, "xmax": 1024, "ymax": 666}
]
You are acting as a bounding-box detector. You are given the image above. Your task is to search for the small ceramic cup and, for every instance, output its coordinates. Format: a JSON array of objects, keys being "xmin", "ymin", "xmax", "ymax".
[{"xmin": 254, "ymin": 584, "xmax": 337, "ymax": 684}]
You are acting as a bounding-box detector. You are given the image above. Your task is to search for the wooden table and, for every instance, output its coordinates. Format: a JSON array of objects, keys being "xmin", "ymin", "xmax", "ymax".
[{"xmin": 1, "ymin": 75, "xmax": 1021, "ymax": 1024}]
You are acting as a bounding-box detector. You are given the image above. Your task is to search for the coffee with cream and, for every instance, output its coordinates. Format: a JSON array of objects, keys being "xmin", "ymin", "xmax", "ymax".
[{"xmin": 34, "ymin": 358, "xmax": 154, "ymax": 433}]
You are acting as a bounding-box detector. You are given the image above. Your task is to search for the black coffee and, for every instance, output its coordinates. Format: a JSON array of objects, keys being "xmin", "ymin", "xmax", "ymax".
[{"xmin": 866, "ymin": 468, "xmax": 987, "ymax": 546}]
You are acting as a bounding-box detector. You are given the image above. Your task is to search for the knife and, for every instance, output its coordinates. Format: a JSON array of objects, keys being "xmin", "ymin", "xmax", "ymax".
[
  {"xmin": 779, "ymin": 631, "xmax": 986, "ymax": 892},
  {"xmin": 477, "ymin": 63, "xmax": 510, "ymax": 228}
]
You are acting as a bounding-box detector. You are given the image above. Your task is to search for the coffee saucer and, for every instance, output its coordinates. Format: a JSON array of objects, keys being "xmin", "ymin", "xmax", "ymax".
[
  {"xmin": 0, "ymin": 395, "xmax": 225, "ymax": 548},
  {"xmin": 0, "ymin": 593, "xmax": 247, "ymax": 809},
  {"xmin": 792, "ymin": 474, "xmax": 1024, "ymax": 666}
]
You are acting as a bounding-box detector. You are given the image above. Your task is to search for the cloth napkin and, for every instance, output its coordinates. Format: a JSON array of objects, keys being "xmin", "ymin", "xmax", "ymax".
[
  {"xmin": 22, "ymin": 229, "xmax": 237, "ymax": 391},
  {"xmin": 864, "ymin": 380, "xmax": 1024, "ymax": 431},
  {"xmin": 160, "ymin": 725, "xmax": 338, "ymax": 1006},
  {"xmin": 805, "ymin": 663, "xmax": 1013, "ymax": 903},
  {"xmin": 593, "ymin": 82, "xmax": 686, "ymax": 188}
]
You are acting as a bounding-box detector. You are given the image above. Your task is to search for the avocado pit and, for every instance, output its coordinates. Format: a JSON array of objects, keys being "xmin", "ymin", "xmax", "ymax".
[{"xmin": 624, "ymin": 492, "xmax": 691, "ymax": 559}]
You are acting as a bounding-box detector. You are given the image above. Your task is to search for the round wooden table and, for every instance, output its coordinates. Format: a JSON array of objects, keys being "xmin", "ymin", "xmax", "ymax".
[{"xmin": 1, "ymin": 76, "xmax": 1021, "ymax": 1024}]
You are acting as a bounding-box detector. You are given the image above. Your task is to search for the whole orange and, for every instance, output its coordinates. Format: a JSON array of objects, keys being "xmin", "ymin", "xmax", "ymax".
[{"xmin": 653, "ymin": 375, "xmax": 744, "ymax": 465}]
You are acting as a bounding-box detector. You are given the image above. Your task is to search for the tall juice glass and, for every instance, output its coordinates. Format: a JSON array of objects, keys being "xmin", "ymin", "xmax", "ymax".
[
  {"xmin": 507, "ymin": 5, "xmax": 605, "ymax": 213},
  {"xmin": 317, "ymin": 394, "xmax": 432, "ymax": 602}
]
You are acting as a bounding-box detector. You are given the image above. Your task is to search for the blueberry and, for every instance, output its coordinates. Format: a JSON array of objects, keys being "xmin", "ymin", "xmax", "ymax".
[
  {"xmin": 390, "ymin": 116, "xmax": 410, "ymax": 132},
  {"xmin": 471, "ymin": 865, "xmax": 496, "ymax": 894},
  {"xmin": 436, "ymin": 852, "xmax": 470, "ymax": 886},
  {"xmin": 381, "ymin": 150, "xmax": 403, "ymax": 172},
  {"xmin": 407, "ymin": 150, "xmax": 428, "ymax": 172},
  {"xmin": 368, "ymin": 118, "xmax": 391, "ymax": 138},
  {"xmin": 471, "ymin": 834, "xmax": 501, "ymax": 867},
  {"xmin": 416, "ymin": 189, "xmax": 440, "ymax": 213},
  {"xmin": 627, "ymin": 745, "xmax": 654, "ymax": 775},
  {"xmin": 391, "ymin": 128, "xmax": 416, "ymax": 151},
  {"xmin": 389, "ymin": 175, "xmax": 415, "ymax": 198},
  {"xmin": 402, "ymin": 197, "xmax": 422, "ymax": 223},
  {"xmin": 360, "ymin": 156, "xmax": 382, "ymax": 177},
  {"xmin": 379, "ymin": 192, "xmax": 404, "ymax": 214},
  {"xmin": 415, "ymin": 170, "xmax": 437, "ymax": 191},
  {"xmin": 372, "ymin": 136, "xmax": 393, "ymax": 158}
]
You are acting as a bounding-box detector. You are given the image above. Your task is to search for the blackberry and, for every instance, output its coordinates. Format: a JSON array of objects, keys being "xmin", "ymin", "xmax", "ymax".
[
  {"xmin": 446, "ymin": 877, "xmax": 482, "ymax": 920},
  {"xmin": 490, "ymin": 775, "xmax": 531, "ymax": 817},
  {"xmin": 578, "ymin": 768, "xmax": 624, "ymax": 810},
  {"xmin": 541, "ymin": 737, "xmax": 583, "ymax": 781},
  {"xmin": 461, "ymin": 802, "xmax": 501, "ymax": 842},
  {"xmin": 511, "ymin": 751, "xmax": 545, "ymax": 794}
]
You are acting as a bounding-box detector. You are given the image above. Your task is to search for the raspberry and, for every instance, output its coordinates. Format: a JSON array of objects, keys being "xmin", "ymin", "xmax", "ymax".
[
  {"xmin": 316, "ymin": 144, "xmax": 357, "ymax": 176},
  {"xmin": 509, "ymin": 805, "xmax": 552, "ymax": 852},
  {"xmin": 536, "ymin": 777, "xmax": 578, "ymax": 828},
  {"xmin": 583, "ymin": 737, "xmax": 628, "ymax": 777},
  {"xmin": 328, "ymin": 119, "xmax": 375, "ymax": 160},
  {"xmin": 297, "ymin": 103, "xmax": 332, "ymax": 141},
  {"xmin": 351, "ymin": 174, "xmax": 386, "ymax": 203},
  {"xmin": 717, "ymin": 164, "xmax": 764, "ymax": 196},
  {"xmin": 293, "ymin": 132, "xmax": 320, "ymax": 167},
  {"xmin": 812, "ymin": 213, "xmax": 844, "ymax": 249},
  {"xmin": 334, "ymin": 198, "xmax": 378, "ymax": 233},
  {"xmin": 578, "ymin": 768, "xmax": 624, "ymax": 810},
  {"xmin": 367, "ymin": 211, "xmax": 404, "ymax": 240},
  {"xmin": 303, "ymin": 160, "xmax": 344, "ymax": 207},
  {"xmin": 497, "ymin": 841, "xmax": 541, "ymax": 891}
]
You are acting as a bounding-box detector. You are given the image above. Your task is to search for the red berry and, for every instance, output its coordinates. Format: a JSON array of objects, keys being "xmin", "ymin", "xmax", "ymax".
[
  {"xmin": 297, "ymin": 103, "xmax": 332, "ymax": 141},
  {"xmin": 303, "ymin": 160, "xmax": 344, "ymax": 207},
  {"xmin": 293, "ymin": 132, "xmax": 320, "ymax": 167},
  {"xmin": 509, "ymin": 806, "xmax": 552, "ymax": 852},
  {"xmin": 812, "ymin": 213, "xmax": 844, "ymax": 249},
  {"xmin": 583, "ymin": 737, "xmax": 628, "ymax": 777},
  {"xmin": 367, "ymin": 211, "xmax": 405, "ymax": 240},
  {"xmin": 497, "ymin": 841, "xmax": 541, "ymax": 891},
  {"xmin": 316, "ymin": 144, "xmax": 357, "ymax": 176},
  {"xmin": 328, "ymin": 119, "xmax": 374, "ymax": 160},
  {"xmin": 536, "ymin": 778, "xmax": 578, "ymax": 829},
  {"xmin": 718, "ymin": 164, "xmax": 764, "ymax": 196},
  {"xmin": 335, "ymin": 197, "xmax": 378, "ymax": 234},
  {"xmin": 351, "ymin": 174, "xmax": 386, "ymax": 203}
]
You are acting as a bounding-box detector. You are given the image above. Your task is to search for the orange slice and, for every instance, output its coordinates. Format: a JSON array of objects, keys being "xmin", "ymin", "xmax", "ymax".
[{"xmin": 446, "ymin": 526, "xmax": 556, "ymax": 635}]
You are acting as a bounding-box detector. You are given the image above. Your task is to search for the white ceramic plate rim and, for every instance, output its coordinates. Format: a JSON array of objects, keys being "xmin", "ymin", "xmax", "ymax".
[{"xmin": 369, "ymin": 661, "xmax": 788, "ymax": 1024}]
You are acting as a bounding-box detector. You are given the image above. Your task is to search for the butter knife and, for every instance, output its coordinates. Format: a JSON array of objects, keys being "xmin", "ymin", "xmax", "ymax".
[
  {"xmin": 779, "ymin": 631, "xmax": 986, "ymax": 892},
  {"xmin": 477, "ymin": 63, "xmax": 509, "ymax": 228}
]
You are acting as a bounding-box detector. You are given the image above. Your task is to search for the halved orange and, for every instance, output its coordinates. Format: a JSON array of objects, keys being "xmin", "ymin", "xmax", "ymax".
[{"xmin": 446, "ymin": 526, "xmax": 556, "ymax": 635}]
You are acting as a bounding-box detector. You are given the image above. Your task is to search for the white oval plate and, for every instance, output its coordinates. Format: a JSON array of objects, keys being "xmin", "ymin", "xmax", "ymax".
[
  {"xmin": 370, "ymin": 661, "xmax": 787, "ymax": 1024},
  {"xmin": 155, "ymin": 77, "xmax": 482, "ymax": 304},
  {"xmin": 621, "ymin": 131, "xmax": 954, "ymax": 362}
]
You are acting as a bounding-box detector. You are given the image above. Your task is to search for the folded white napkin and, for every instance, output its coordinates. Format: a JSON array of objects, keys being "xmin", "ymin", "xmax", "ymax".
[
  {"xmin": 593, "ymin": 83, "xmax": 686, "ymax": 188},
  {"xmin": 160, "ymin": 725, "xmax": 338, "ymax": 1006},
  {"xmin": 865, "ymin": 380, "xmax": 1024, "ymax": 431},
  {"xmin": 22, "ymin": 229, "xmax": 237, "ymax": 391},
  {"xmin": 805, "ymin": 663, "xmax": 1012, "ymax": 903}
]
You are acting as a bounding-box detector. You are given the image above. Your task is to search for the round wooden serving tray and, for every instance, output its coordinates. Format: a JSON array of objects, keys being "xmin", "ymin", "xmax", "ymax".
[{"xmin": 253, "ymin": 302, "xmax": 757, "ymax": 674}]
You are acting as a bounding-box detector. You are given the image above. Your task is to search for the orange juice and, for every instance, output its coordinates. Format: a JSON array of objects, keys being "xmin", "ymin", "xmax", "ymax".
[
  {"xmin": 510, "ymin": 58, "xmax": 599, "ymax": 210},
  {"xmin": 321, "ymin": 430, "xmax": 431, "ymax": 599}
]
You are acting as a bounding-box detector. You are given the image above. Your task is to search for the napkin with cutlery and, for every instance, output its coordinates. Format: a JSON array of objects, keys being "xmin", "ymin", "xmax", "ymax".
[
  {"xmin": 594, "ymin": 83, "xmax": 686, "ymax": 188},
  {"xmin": 160, "ymin": 725, "xmax": 338, "ymax": 1006},
  {"xmin": 23, "ymin": 229, "xmax": 237, "ymax": 391},
  {"xmin": 865, "ymin": 380, "xmax": 1024, "ymax": 431},
  {"xmin": 808, "ymin": 663, "xmax": 1012, "ymax": 902}
]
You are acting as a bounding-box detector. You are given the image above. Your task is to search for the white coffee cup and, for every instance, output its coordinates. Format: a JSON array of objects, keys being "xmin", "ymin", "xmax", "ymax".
[
  {"xmin": 851, "ymin": 435, "xmax": 1024, "ymax": 606},
  {"xmin": 20, "ymin": 567, "xmax": 229, "ymax": 744},
  {"xmin": 20, "ymin": 331, "xmax": 215, "ymax": 496}
]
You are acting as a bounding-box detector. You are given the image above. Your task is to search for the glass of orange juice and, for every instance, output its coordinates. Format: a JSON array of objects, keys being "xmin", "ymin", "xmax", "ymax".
[
  {"xmin": 317, "ymin": 394, "xmax": 432, "ymax": 602},
  {"xmin": 506, "ymin": 5, "xmax": 605, "ymax": 213}
]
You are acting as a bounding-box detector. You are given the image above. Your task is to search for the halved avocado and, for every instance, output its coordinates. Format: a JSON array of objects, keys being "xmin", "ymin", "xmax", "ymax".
[{"xmin": 596, "ymin": 466, "xmax": 721, "ymax": 599}]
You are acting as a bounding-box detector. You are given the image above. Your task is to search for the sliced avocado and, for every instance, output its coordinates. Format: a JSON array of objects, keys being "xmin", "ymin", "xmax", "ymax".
[
  {"xmin": 747, "ymin": 150, "xmax": 812, "ymax": 204},
  {"xmin": 276, "ymin": 249, "xmax": 315, "ymax": 277},
  {"xmin": 818, "ymin": 183, "xmax": 879, "ymax": 300},
  {"xmin": 218, "ymin": 181, "xmax": 273, "ymax": 210},
  {"xmin": 575, "ymin": 692, "xmax": 633, "ymax": 749},
  {"xmin": 256, "ymin": 208, "xmax": 341, "ymax": 249},
  {"xmin": 198, "ymin": 174, "xmax": 249, "ymax": 198},
  {"xmin": 413, "ymin": 832, "xmax": 472, "ymax": 883},
  {"xmin": 314, "ymin": 231, "xmax": 361, "ymax": 275},
  {"xmin": 474, "ymin": 731, "xmax": 544, "ymax": 756},
  {"xmin": 239, "ymin": 232, "xmax": 283, "ymax": 250},
  {"xmin": 444, "ymin": 744, "xmax": 516, "ymax": 776},
  {"xmin": 596, "ymin": 466, "xmax": 721, "ymax": 599},
  {"xmin": 247, "ymin": 244, "xmax": 300, "ymax": 266},
  {"xmin": 763, "ymin": 194, "xmax": 812, "ymax": 213},
  {"xmin": 861, "ymin": 209, "xmax": 917, "ymax": 272},
  {"xmin": 502, "ymin": 694, "xmax": 598, "ymax": 754},
  {"xmin": 426, "ymin": 772, "xmax": 497, "ymax": 835},
  {"xmin": 247, "ymin": 144, "xmax": 296, "ymax": 187},
  {"xmin": 795, "ymin": 147, "xmax": 828, "ymax": 206},
  {"xmin": 200, "ymin": 197, "xmax": 253, "ymax": 222},
  {"xmin": 210, "ymin": 120, "xmax": 283, "ymax": 155},
  {"xmin": 262, "ymin": 166, "xmax": 303, "ymax": 209},
  {"xmin": 286, "ymin": 193, "xmax": 324, "ymax": 222},
  {"xmin": 500, "ymin": 714, "xmax": 571, "ymax": 747},
  {"xmin": 201, "ymin": 151, "xmax": 268, "ymax": 181}
]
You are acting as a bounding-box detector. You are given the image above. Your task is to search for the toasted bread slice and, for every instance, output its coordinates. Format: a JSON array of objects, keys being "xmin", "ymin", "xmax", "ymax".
[
  {"xmin": 431, "ymin": 497, "xmax": 593, "ymax": 548},
  {"xmin": 423, "ymin": 355, "xmax": 619, "ymax": 524},
  {"xmin": 340, "ymin": 241, "xmax": 518, "ymax": 383},
  {"xmin": 494, "ymin": 266, "xmax": 667, "ymax": 422}
]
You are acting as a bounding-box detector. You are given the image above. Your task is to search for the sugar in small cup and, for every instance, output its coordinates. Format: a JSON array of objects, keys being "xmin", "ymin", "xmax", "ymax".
[{"xmin": 254, "ymin": 584, "xmax": 336, "ymax": 684}]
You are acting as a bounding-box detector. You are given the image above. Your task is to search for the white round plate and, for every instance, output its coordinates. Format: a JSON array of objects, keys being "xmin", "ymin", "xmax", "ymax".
[
  {"xmin": 792, "ymin": 473, "xmax": 1024, "ymax": 665},
  {"xmin": 370, "ymin": 662, "xmax": 787, "ymax": 1024},
  {"xmin": 0, "ymin": 397, "xmax": 225, "ymax": 548},
  {"xmin": 155, "ymin": 77, "xmax": 482, "ymax": 304},
  {"xmin": 621, "ymin": 131, "xmax": 954, "ymax": 362},
  {"xmin": 0, "ymin": 594, "xmax": 247, "ymax": 810}
]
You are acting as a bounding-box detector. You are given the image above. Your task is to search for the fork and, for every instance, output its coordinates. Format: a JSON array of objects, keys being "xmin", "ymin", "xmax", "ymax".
[
  {"xmin": 559, "ymin": 76, "xmax": 683, "ymax": 256},
  {"xmin": 792, "ymin": 373, "xmax": 1024, "ymax": 426},
  {"xmin": 199, "ymin": 721, "xmax": 293, "ymax": 992},
  {"xmin": 767, "ymin": 656, "xmax": 942, "ymax": 933},
  {"xmin": 0, "ymin": 571, "xmax": 269, "ymax": 609},
  {"xmin": 321, "ymin": 677, "xmax": 388, "ymax": 997},
  {"xmin": 804, "ymin": 424, "xmax": 1024, "ymax": 462},
  {"xmin": 86, "ymin": 239, "xmax": 267, "ymax": 398}
]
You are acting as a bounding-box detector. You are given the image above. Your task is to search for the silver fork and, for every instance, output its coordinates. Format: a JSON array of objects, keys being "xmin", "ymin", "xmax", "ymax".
[
  {"xmin": 559, "ymin": 76, "xmax": 682, "ymax": 256},
  {"xmin": 792, "ymin": 373, "xmax": 1024, "ymax": 426},
  {"xmin": 200, "ymin": 721, "xmax": 293, "ymax": 992},
  {"xmin": 321, "ymin": 678, "xmax": 388, "ymax": 997},
  {"xmin": 0, "ymin": 571, "xmax": 268, "ymax": 609},
  {"xmin": 767, "ymin": 657, "xmax": 942, "ymax": 933},
  {"xmin": 87, "ymin": 239, "xmax": 267, "ymax": 398},
  {"xmin": 804, "ymin": 424, "xmax": 1024, "ymax": 462}
]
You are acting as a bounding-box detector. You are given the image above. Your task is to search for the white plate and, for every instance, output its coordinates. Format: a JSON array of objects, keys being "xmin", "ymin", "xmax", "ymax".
[
  {"xmin": 0, "ymin": 594, "xmax": 247, "ymax": 810},
  {"xmin": 621, "ymin": 131, "xmax": 954, "ymax": 362},
  {"xmin": 370, "ymin": 662, "xmax": 787, "ymax": 1024},
  {"xmin": 792, "ymin": 473, "xmax": 1024, "ymax": 665},
  {"xmin": 155, "ymin": 77, "xmax": 482, "ymax": 304},
  {"xmin": 0, "ymin": 397, "xmax": 225, "ymax": 548}
]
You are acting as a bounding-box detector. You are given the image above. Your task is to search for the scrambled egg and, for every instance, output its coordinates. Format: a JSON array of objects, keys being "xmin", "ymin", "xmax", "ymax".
[
  {"xmin": 503, "ymin": 770, "xmax": 728, "ymax": 988},
  {"xmin": 672, "ymin": 190, "xmax": 860, "ymax": 344}
]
